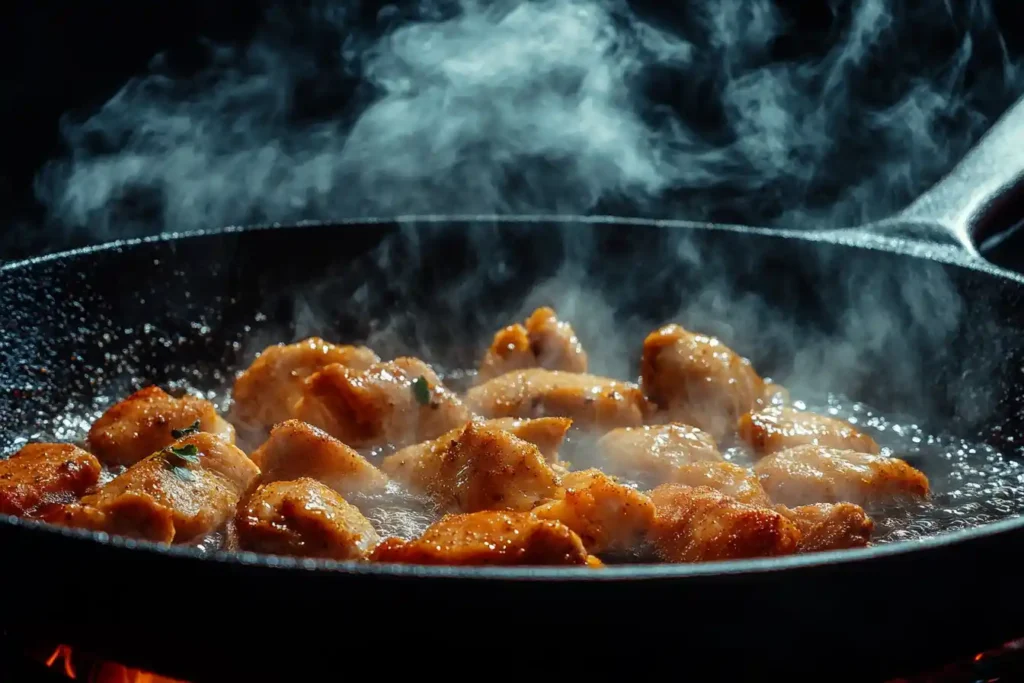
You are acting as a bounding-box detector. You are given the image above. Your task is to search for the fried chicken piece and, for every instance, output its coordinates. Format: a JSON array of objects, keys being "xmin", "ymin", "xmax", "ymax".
[
  {"xmin": 481, "ymin": 417, "xmax": 573, "ymax": 463},
  {"xmin": 51, "ymin": 433, "xmax": 259, "ymax": 544},
  {"xmin": 232, "ymin": 337, "xmax": 379, "ymax": 428},
  {"xmin": 381, "ymin": 423, "xmax": 559, "ymax": 513},
  {"xmin": 649, "ymin": 484, "xmax": 800, "ymax": 562},
  {"xmin": 738, "ymin": 406, "xmax": 880, "ymax": 457},
  {"xmin": 235, "ymin": 478, "xmax": 380, "ymax": 560},
  {"xmin": 0, "ymin": 444, "xmax": 102, "ymax": 517},
  {"xmin": 295, "ymin": 357, "xmax": 472, "ymax": 449},
  {"xmin": 370, "ymin": 511, "xmax": 593, "ymax": 566},
  {"xmin": 532, "ymin": 469, "xmax": 655, "ymax": 554},
  {"xmin": 641, "ymin": 324, "xmax": 765, "ymax": 441},
  {"xmin": 465, "ymin": 368, "xmax": 646, "ymax": 431},
  {"xmin": 478, "ymin": 307, "xmax": 588, "ymax": 381},
  {"xmin": 754, "ymin": 444, "xmax": 929, "ymax": 507},
  {"xmin": 249, "ymin": 419, "xmax": 388, "ymax": 498},
  {"xmin": 778, "ymin": 502, "xmax": 874, "ymax": 553},
  {"xmin": 87, "ymin": 386, "xmax": 236, "ymax": 467},
  {"xmin": 596, "ymin": 423, "xmax": 722, "ymax": 487},
  {"xmin": 671, "ymin": 461, "xmax": 771, "ymax": 507}
]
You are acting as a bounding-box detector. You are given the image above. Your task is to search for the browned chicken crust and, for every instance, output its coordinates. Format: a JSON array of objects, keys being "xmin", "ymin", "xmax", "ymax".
[
  {"xmin": 597, "ymin": 423, "xmax": 722, "ymax": 487},
  {"xmin": 738, "ymin": 405, "xmax": 880, "ymax": 457},
  {"xmin": 478, "ymin": 306, "xmax": 588, "ymax": 381},
  {"xmin": 236, "ymin": 478, "xmax": 379, "ymax": 560},
  {"xmin": 641, "ymin": 324, "xmax": 765, "ymax": 441},
  {"xmin": 295, "ymin": 357, "xmax": 471, "ymax": 448},
  {"xmin": 370, "ymin": 511, "xmax": 594, "ymax": 566},
  {"xmin": 755, "ymin": 444, "xmax": 929, "ymax": 507},
  {"xmin": 649, "ymin": 484, "xmax": 800, "ymax": 562},
  {"xmin": 671, "ymin": 461, "xmax": 771, "ymax": 507},
  {"xmin": 779, "ymin": 502, "xmax": 874, "ymax": 552},
  {"xmin": 51, "ymin": 433, "xmax": 259, "ymax": 544},
  {"xmin": 466, "ymin": 368, "xmax": 647, "ymax": 431},
  {"xmin": 533, "ymin": 469, "xmax": 655, "ymax": 554},
  {"xmin": 381, "ymin": 423, "xmax": 559, "ymax": 513},
  {"xmin": 87, "ymin": 386, "xmax": 235, "ymax": 467},
  {"xmin": 0, "ymin": 444, "xmax": 102, "ymax": 517},
  {"xmin": 250, "ymin": 419, "xmax": 388, "ymax": 498}
]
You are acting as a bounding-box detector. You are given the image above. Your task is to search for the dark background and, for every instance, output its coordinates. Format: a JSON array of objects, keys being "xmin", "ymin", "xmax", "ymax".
[{"xmin": 3, "ymin": 0, "xmax": 1024, "ymax": 265}]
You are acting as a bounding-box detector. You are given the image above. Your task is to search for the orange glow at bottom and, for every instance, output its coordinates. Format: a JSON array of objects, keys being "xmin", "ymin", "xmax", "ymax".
[
  {"xmin": 44, "ymin": 645, "xmax": 188, "ymax": 683},
  {"xmin": 45, "ymin": 645, "xmax": 77, "ymax": 679}
]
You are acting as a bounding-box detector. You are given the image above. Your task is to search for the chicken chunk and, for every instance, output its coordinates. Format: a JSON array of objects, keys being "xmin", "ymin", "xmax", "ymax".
[
  {"xmin": 232, "ymin": 337, "xmax": 379, "ymax": 428},
  {"xmin": 295, "ymin": 357, "xmax": 472, "ymax": 449},
  {"xmin": 738, "ymin": 406, "xmax": 880, "ymax": 457},
  {"xmin": 649, "ymin": 484, "xmax": 800, "ymax": 562},
  {"xmin": 370, "ymin": 511, "xmax": 594, "ymax": 566},
  {"xmin": 465, "ymin": 369, "xmax": 647, "ymax": 431},
  {"xmin": 596, "ymin": 423, "xmax": 722, "ymax": 487},
  {"xmin": 236, "ymin": 478, "xmax": 380, "ymax": 560},
  {"xmin": 0, "ymin": 444, "xmax": 102, "ymax": 517},
  {"xmin": 249, "ymin": 419, "xmax": 388, "ymax": 498},
  {"xmin": 481, "ymin": 417, "xmax": 572, "ymax": 463},
  {"xmin": 641, "ymin": 324, "xmax": 765, "ymax": 441},
  {"xmin": 533, "ymin": 469, "xmax": 655, "ymax": 555},
  {"xmin": 478, "ymin": 307, "xmax": 588, "ymax": 381},
  {"xmin": 754, "ymin": 445, "xmax": 929, "ymax": 508},
  {"xmin": 381, "ymin": 423, "xmax": 559, "ymax": 513},
  {"xmin": 671, "ymin": 461, "xmax": 771, "ymax": 507},
  {"xmin": 88, "ymin": 386, "xmax": 236, "ymax": 467},
  {"xmin": 51, "ymin": 433, "xmax": 259, "ymax": 544},
  {"xmin": 779, "ymin": 502, "xmax": 874, "ymax": 553}
]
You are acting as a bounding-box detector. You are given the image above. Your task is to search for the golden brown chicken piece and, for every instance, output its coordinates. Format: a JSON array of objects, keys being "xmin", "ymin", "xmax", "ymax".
[
  {"xmin": 480, "ymin": 417, "xmax": 572, "ymax": 463},
  {"xmin": 641, "ymin": 324, "xmax": 765, "ymax": 441},
  {"xmin": 478, "ymin": 306, "xmax": 588, "ymax": 381},
  {"xmin": 778, "ymin": 502, "xmax": 874, "ymax": 553},
  {"xmin": 0, "ymin": 444, "xmax": 102, "ymax": 517},
  {"xmin": 649, "ymin": 484, "xmax": 800, "ymax": 562},
  {"xmin": 754, "ymin": 444, "xmax": 929, "ymax": 508},
  {"xmin": 249, "ymin": 419, "xmax": 388, "ymax": 498},
  {"xmin": 294, "ymin": 357, "xmax": 471, "ymax": 449},
  {"xmin": 232, "ymin": 337, "xmax": 380, "ymax": 428},
  {"xmin": 51, "ymin": 433, "xmax": 259, "ymax": 544},
  {"xmin": 532, "ymin": 469, "xmax": 655, "ymax": 555},
  {"xmin": 370, "ymin": 511, "xmax": 595, "ymax": 566},
  {"xmin": 738, "ymin": 405, "xmax": 880, "ymax": 457},
  {"xmin": 465, "ymin": 369, "xmax": 647, "ymax": 431},
  {"xmin": 596, "ymin": 423, "xmax": 722, "ymax": 487},
  {"xmin": 87, "ymin": 386, "xmax": 236, "ymax": 467},
  {"xmin": 235, "ymin": 478, "xmax": 380, "ymax": 560},
  {"xmin": 671, "ymin": 461, "xmax": 771, "ymax": 507},
  {"xmin": 381, "ymin": 423, "xmax": 559, "ymax": 513}
]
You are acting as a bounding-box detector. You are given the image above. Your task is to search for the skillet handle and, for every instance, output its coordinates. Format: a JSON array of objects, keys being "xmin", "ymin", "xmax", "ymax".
[{"xmin": 875, "ymin": 95, "xmax": 1024, "ymax": 258}]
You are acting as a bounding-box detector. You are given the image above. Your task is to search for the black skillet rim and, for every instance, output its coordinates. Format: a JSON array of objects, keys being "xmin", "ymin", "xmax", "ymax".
[{"xmin": 2, "ymin": 213, "xmax": 1022, "ymax": 582}]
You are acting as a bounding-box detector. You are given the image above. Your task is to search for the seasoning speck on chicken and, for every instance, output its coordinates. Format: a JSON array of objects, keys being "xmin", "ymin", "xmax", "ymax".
[
  {"xmin": 738, "ymin": 405, "xmax": 880, "ymax": 457},
  {"xmin": 466, "ymin": 368, "xmax": 647, "ymax": 431},
  {"xmin": 0, "ymin": 444, "xmax": 102, "ymax": 517},
  {"xmin": 671, "ymin": 461, "xmax": 771, "ymax": 507},
  {"xmin": 236, "ymin": 478, "xmax": 380, "ymax": 560},
  {"xmin": 249, "ymin": 419, "xmax": 388, "ymax": 498},
  {"xmin": 295, "ymin": 357, "xmax": 471, "ymax": 449},
  {"xmin": 754, "ymin": 444, "xmax": 929, "ymax": 508},
  {"xmin": 51, "ymin": 433, "xmax": 259, "ymax": 544},
  {"xmin": 596, "ymin": 423, "xmax": 722, "ymax": 487},
  {"xmin": 478, "ymin": 306, "xmax": 588, "ymax": 381},
  {"xmin": 232, "ymin": 337, "xmax": 379, "ymax": 429},
  {"xmin": 87, "ymin": 386, "xmax": 236, "ymax": 467},
  {"xmin": 533, "ymin": 469, "xmax": 655, "ymax": 555},
  {"xmin": 649, "ymin": 484, "xmax": 800, "ymax": 562},
  {"xmin": 778, "ymin": 502, "xmax": 874, "ymax": 553},
  {"xmin": 371, "ymin": 510, "xmax": 597, "ymax": 566},
  {"xmin": 381, "ymin": 422, "xmax": 559, "ymax": 513},
  {"xmin": 641, "ymin": 324, "xmax": 765, "ymax": 441}
]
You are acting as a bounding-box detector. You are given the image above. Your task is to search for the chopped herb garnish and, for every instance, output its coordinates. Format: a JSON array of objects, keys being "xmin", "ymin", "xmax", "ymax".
[
  {"xmin": 171, "ymin": 419, "xmax": 201, "ymax": 439},
  {"xmin": 167, "ymin": 444, "xmax": 200, "ymax": 463},
  {"xmin": 412, "ymin": 375, "xmax": 431, "ymax": 406},
  {"xmin": 163, "ymin": 443, "xmax": 202, "ymax": 480},
  {"xmin": 169, "ymin": 465, "xmax": 196, "ymax": 482}
]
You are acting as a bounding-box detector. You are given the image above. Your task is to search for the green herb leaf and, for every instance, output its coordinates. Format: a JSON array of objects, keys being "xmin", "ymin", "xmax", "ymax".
[
  {"xmin": 169, "ymin": 465, "xmax": 196, "ymax": 482},
  {"xmin": 412, "ymin": 375, "xmax": 431, "ymax": 406},
  {"xmin": 171, "ymin": 419, "xmax": 201, "ymax": 439},
  {"xmin": 164, "ymin": 443, "xmax": 201, "ymax": 466}
]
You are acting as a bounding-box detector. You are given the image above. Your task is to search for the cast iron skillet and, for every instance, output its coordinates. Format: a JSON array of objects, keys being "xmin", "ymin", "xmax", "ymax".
[{"xmin": 2, "ymin": 97, "xmax": 1024, "ymax": 681}]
